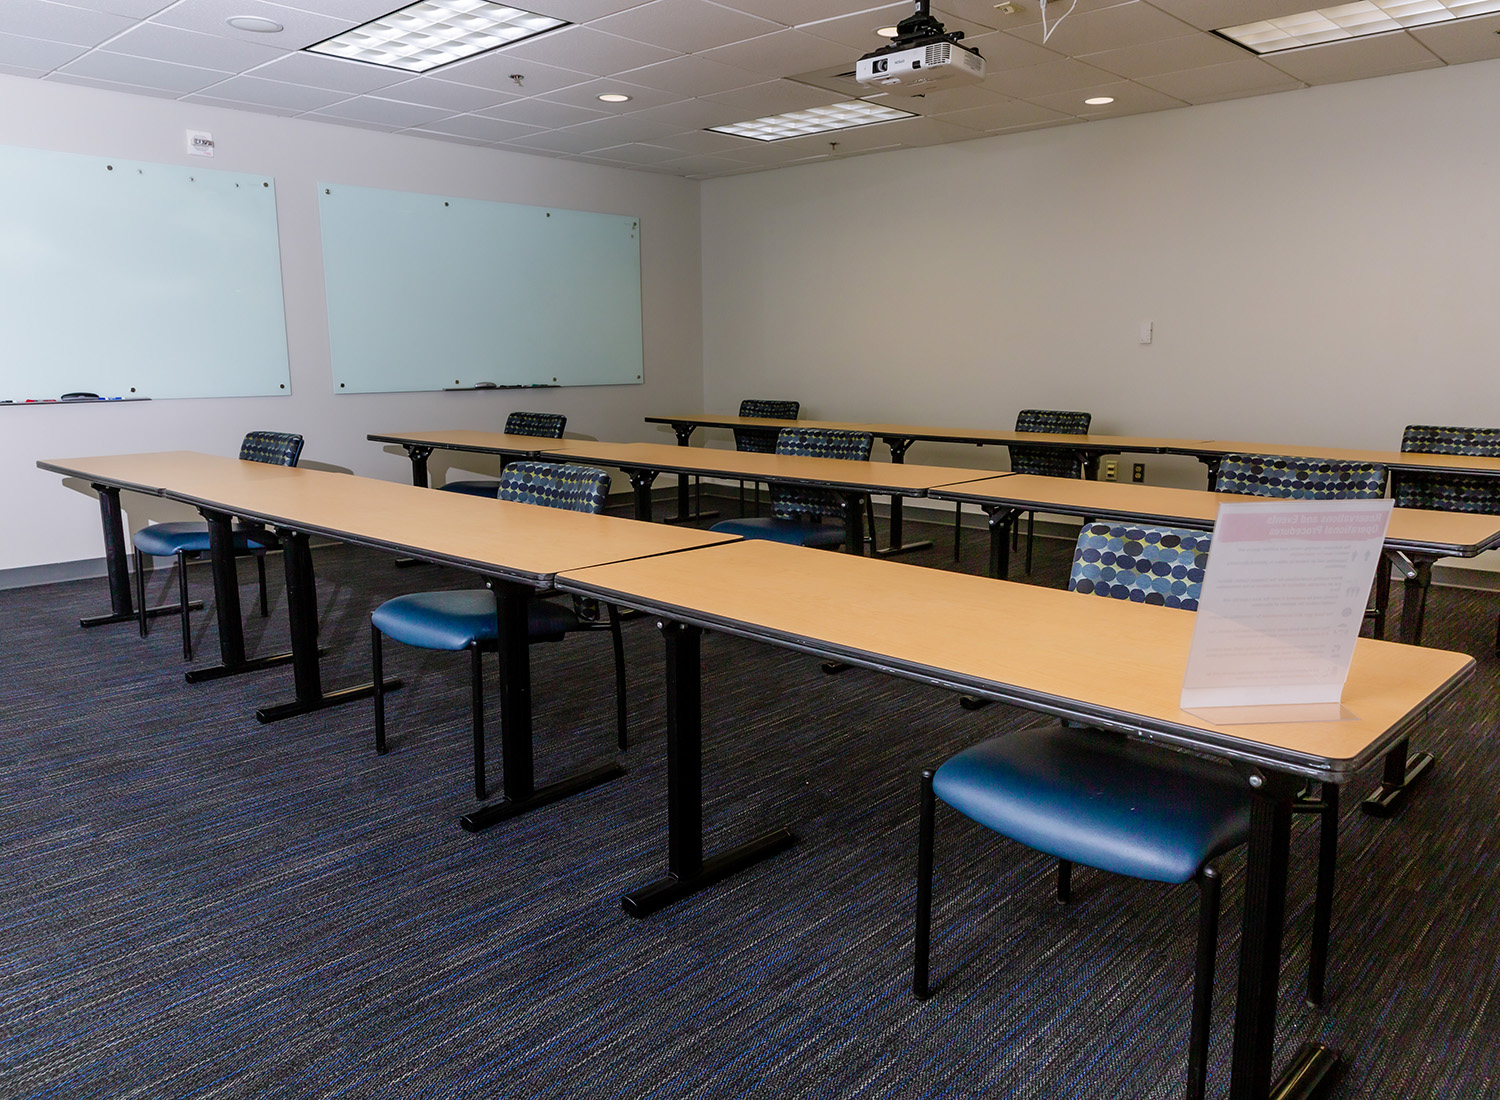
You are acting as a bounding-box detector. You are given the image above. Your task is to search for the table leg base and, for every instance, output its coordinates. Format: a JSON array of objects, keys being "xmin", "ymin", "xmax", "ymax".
[
  {"xmin": 620, "ymin": 827, "xmax": 798, "ymax": 918},
  {"xmin": 1270, "ymin": 1041, "xmax": 1342, "ymax": 1100},
  {"xmin": 81, "ymin": 601, "xmax": 203, "ymax": 629},
  {"xmin": 958, "ymin": 695, "xmax": 992, "ymax": 711},
  {"xmin": 1360, "ymin": 751, "xmax": 1435, "ymax": 818},
  {"xmin": 459, "ymin": 762, "xmax": 627, "ymax": 832},
  {"xmin": 185, "ymin": 649, "xmax": 298, "ymax": 683},
  {"xmin": 392, "ymin": 557, "xmax": 432, "ymax": 569},
  {"xmin": 255, "ymin": 678, "xmax": 399, "ymax": 724},
  {"xmin": 874, "ymin": 539, "xmax": 935, "ymax": 558}
]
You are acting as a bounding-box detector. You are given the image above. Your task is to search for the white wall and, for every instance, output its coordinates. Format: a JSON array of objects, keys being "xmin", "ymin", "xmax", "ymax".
[
  {"xmin": 701, "ymin": 59, "xmax": 1500, "ymax": 487},
  {"xmin": 1, "ymin": 74, "xmax": 702, "ymax": 574}
]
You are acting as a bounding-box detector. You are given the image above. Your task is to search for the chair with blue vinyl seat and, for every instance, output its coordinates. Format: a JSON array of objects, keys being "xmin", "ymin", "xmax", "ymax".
[
  {"xmin": 708, "ymin": 427, "xmax": 873, "ymax": 549},
  {"xmin": 915, "ymin": 523, "xmax": 1337, "ymax": 1100},
  {"xmin": 370, "ymin": 461, "xmax": 627, "ymax": 801},
  {"xmin": 733, "ymin": 398, "xmax": 799, "ymax": 516},
  {"xmin": 953, "ymin": 409, "xmax": 1091, "ymax": 569},
  {"xmin": 1392, "ymin": 425, "xmax": 1500, "ymax": 651},
  {"xmin": 438, "ymin": 411, "xmax": 567, "ymax": 498},
  {"xmin": 131, "ymin": 430, "xmax": 304, "ymax": 659}
]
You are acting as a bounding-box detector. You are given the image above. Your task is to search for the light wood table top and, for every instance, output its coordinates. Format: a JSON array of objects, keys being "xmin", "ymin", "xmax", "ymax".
[
  {"xmin": 929, "ymin": 474, "xmax": 1500, "ymax": 559},
  {"xmin": 39, "ymin": 451, "xmax": 737, "ymax": 585},
  {"xmin": 540, "ymin": 440, "xmax": 1004, "ymax": 495},
  {"xmin": 367, "ymin": 429, "xmax": 571, "ymax": 456},
  {"xmin": 558, "ymin": 539, "xmax": 1473, "ymax": 781},
  {"xmin": 1178, "ymin": 440, "xmax": 1500, "ymax": 475},
  {"xmin": 646, "ymin": 412, "xmax": 1201, "ymax": 454}
]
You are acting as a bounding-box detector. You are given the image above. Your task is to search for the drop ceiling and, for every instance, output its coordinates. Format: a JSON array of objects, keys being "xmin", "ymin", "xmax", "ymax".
[{"xmin": 3, "ymin": 0, "xmax": 1499, "ymax": 178}]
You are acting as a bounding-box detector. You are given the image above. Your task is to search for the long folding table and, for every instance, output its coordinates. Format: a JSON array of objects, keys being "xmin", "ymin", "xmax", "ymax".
[
  {"xmin": 536, "ymin": 440, "xmax": 1002, "ymax": 554},
  {"xmin": 38, "ymin": 452, "xmax": 736, "ymax": 829},
  {"xmin": 556, "ymin": 538, "xmax": 1474, "ymax": 1100},
  {"xmin": 367, "ymin": 429, "xmax": 572, "ymax": 487},
  {"xmin": 927, "ymin": 473, "xmax": 1500, "ymax": 817}
]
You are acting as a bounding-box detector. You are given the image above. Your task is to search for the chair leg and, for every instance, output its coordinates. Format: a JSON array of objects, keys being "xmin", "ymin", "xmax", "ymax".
[
  {"xmin": 1308, "ymin": 783, "xmax": 1339, "ymax": 1007},
  {"xmin": 134, "ymin": 547, "xmax": 149, "ymax": 638},
  {"xmin": 953, "ymin": 501, "xmax": 963, "ymax": 562},
  {"xmin": 372, "ymin": 624, "xmax": 388, "ymax": 755},
  {"xmin": 1024, "ymin": 512, "xmax": 1036, "ymax": 575},
  {"xmin": 865, "ymin": 495, "xmax": 877, "ymax": 550},
  {"xmin": 176, "ymin": 550, "xmax": 192, "ymax": 660},
  {"xmin": 471, "ymin": 644, "xmax": 487, "ymax": 801},
  {"xmin": 256, "ymin": 551, "xmax": 269, "ymax": 617},
  {"xmin": 914, "ymin": 768, "xmax": 938, "ymax": 1000},
  {"xmin": 608, "ymin": 603, "xmax": 628, "ymax": 751},
  {"xmin": 1186, "ymin": 864, "xmax": 1222, "ymax": 1100},
  {"xmin": 1056, "ymin": 859, "xmax": 1072, "ymax": 904},
  {"xmin": 738, "ymin": 479, "xmax": 747, "ymax": 518}
]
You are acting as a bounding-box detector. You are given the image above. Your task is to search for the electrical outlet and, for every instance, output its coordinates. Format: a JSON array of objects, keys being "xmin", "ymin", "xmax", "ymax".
[
  {"xmin": 1102, "ymin": 458, "xmax": 1118, "ymax": 481},
  {"xmin": 1132, "ymin": 463, "xmax": 1145, "ymax": 483}
]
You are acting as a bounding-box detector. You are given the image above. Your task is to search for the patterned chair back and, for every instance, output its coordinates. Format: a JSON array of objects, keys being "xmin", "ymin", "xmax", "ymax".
[
  {"xmin": 498, "ymin": 461, "xmax": 610, "ymax": 514},
  {"xmin": 734, "ymin": 399, "xmax": 800, "ymax": 454},
  {"xmin": 1011, "ymin": 409, "xmax": 1091, "ymax": 479},
  {"xmin": 771, "ymin": 428, "xmax": 872, "ymax": 521},
  {"xmin": 239, "ymin": 431, "xmax": 304, "ymax": 467},
  {"xmin": 1069, "ymin": 523, "xmax": 1210, "ymax": 611},
  {"xmin": 1395, "ymin": 425, "xmax": 1500, "ymax": 513},
  {"xmin": 1213, "ymin": 454, "xmax": 1386, "ymax": 499},
  {"xmin": 505, "ymin": 411, "xmax": 567, "ymax": 439}
]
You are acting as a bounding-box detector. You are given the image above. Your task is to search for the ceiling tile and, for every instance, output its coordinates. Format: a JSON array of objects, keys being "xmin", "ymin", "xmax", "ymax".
[
  {"xmin": 591, "ymin": 0, "xmax": 783, "ymax": 54},
  {"xmin": 148, "ymin": 0, "xmax": 350, "ymax": 50},
  {"xmin": 372, "ymin": 77, "xmax": 517, "ymax": 112},
  {"xmin": 0, "ymin": 62, "xmax": 52, "ymax": 78},
  {"xmin": 584, "ymin": 141, "xmax": 682, "ymax": 164},
  {"xmin": 6, "ymin": 1, "xmax": 135, "ymax": 47},
  {"xmin": 623, "ymin": 96, "xmax": 747, "ymax": 128},
  {"xmin": 702, "ymin": 77, "xmax": 844, "ymax": 115},
  {"xmin": 561, "ymin": 112, "xmax": 682, "ymax": 145},
  {"xmin": 1143, "ymin": 0, "xmax": 1328, "ymax": 34},
  {"xmin": 45, "ymin": 70, "xmax": 180, "ymax": 97},
  {"xmin": 1005, "ymin": 1, "xmax": 1199, "ymax": 52},
  {"xmin": 978, "ymin": 0, "xmax": 1141, "ymax": 32},
  {"xmin": 475, "ymin": 96, "xmax": 608, "ymax": 127},
  {"xmin": 263, "ymin": 0, "xmax": 399, "ymax": 21},
  {"xmin": 1408, "ymin": 13, "xmax": 1500, "ymax": 64},
  {"xmin": 1136, "ymin": 57, "xmax": 1305, "ymax": 102},
  {"xmin": 933, "ymin": 96, "xmax": 1075, "ymax": 130},
  {"xmin": 104, "ymin": 21, "xmax": 291, "ymax": 70},
  {"xmin": 616, "ymin": 52, "xmax": 764, "ymax": 95},
  {"xmin": 1261, "ymin": 32, "xmax": 1444, "ymax": 84},
  {"xmin": 875, "ymin": 81, "xmax": 1006, "ymax": 113},
  {"xmin": 656, "ymin": 151, "xmax": 758, "ymax": 176},
  {"xmin": 986, "ymin": 57, "xmax": 1120, "ymax": 97},
  {"xmin": 195, "ymin": 73, "xmax": 349, "ymax": 110},
  {"xmin": 528, "ymin": 0, "xmax": 655, "ymax": 21},
  {"xmin": 698, "ymin": 29, "xmax": 851, "ymax": 75},
  {"xmin": 1027, "ymin": 78, "xmax": 1186, "ymax": 115},
  {"xmin": 179, "ymin": 93, "xmax": 302, "ymax": 116},
  {"xmin": 799, "ymin": 4, "xmax": 993, "ymax": 51},
  {"xmin": 83, "ymin": 0, "xmax": 178, "ymax": 15},
  {"xmin": 410, "ymin": 113, "xmax": 546, "ymax": 142},
  {"xmin": 55, "ymin": 49, "xmax": 231, "ymax": 93},
  {"xmin": 647, "ymin": 126, "xmax": 758, "ymax": 153},
  {"xmin": 536, "ymin": 76, "xmax": 683, "ymax": 110},
  {"xmin": 247, "ymin": 49, "xmax": 407, "ymax": 92},
  {"xmin": 959, "ymin": 30, "xmax": 1067, "ymax": 71},
  {"xmin": 439, "ymin": 52, "xmax": 591, "ymax": 97},
  {"xmin": 311, "ymin": 94, "xmax": 453, "ymax": 127},
  {"xmin": 1079, "ymin": 31, "xmax": 1245, "ymax": 79},
  {"xmin": 0, "ymin": 29, "xmax": 89, "ymax": 70},
  {"xmin": 498, "ymin": 25, "xmax": 680, "ymax": 72},
  {"xmin": 500, "ymin": 128, "xmax": 605, "ymax": 153},
  {"xmin": 722, "ymin": 0, "xmax": 873, "ymax": 25}
]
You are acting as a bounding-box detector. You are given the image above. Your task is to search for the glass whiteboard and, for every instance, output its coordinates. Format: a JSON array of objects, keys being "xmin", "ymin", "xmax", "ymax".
[
  {"xmin": 0, "ymin": 144, "xmax": 290, "ymax": 402},
  {"xmin": 318, "ymin": 183, "xmax": 643, "ymax": 393}
]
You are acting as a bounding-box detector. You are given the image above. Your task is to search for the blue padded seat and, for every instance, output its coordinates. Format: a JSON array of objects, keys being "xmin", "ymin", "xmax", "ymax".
[
  {"xmin": 438, "ymin": 411, "xmax": 566, "ymax": 497},
  {"xmin": 933, "ymin": 728, "xmax": 1249, "ymax": 885},
  {"xmin": 710, "ymin": 427, "xmax": 873, "ymax": 551},
  {"xmin": 131, "ymin": 430, "xmax": 303, "ymax": 660},
  {"xmin": 372, "ymin": 461, "xmax": 626, "ymax": 803},
  {"xmin": 916, "ymin": 521, "xmax": 1338, "ymax": 1100}
]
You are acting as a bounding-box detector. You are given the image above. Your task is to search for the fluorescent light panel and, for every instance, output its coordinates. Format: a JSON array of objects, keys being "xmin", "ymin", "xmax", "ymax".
[
  {"xmin": 709, "ymin": 100, "xmax": 916, "ymax": 142},
  {"xmin": 306, "ymin": 0, "xmax": 566, "ymax": 73},
  {"xmin": 1219, "ymin": 0, "xmax": 1500, "ymax": 53}
]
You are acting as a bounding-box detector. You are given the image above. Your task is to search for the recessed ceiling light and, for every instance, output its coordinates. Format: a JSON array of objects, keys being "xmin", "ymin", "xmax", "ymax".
[
  {"xmin": 306, "ymin": 0, "xmax": 567, "ymax": 73},
  {"xmin": 709, "ymin": 100, "xmax": 917, "ymax": 142},
  {"xmin": 1084, "ymin": 96, "xmax": 1114, "ymax": 105},
  {"xmin": 226, "ymin": 15, "xmax": 284, "ymax": 33},
  {"xmin": 877, "ymin": 25, "xmax": 899, "ymax": 36},
  {"xmin": 598, "ymin": 93, "xmax": 632, "ymax": 102},
  {"xmin": 1217, "ymin": 0, "xmax": 1500, "ymax": 54}
]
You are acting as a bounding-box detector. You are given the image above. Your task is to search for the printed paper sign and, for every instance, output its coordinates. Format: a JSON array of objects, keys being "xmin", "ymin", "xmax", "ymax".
[{"xmin": 1181, "ymin": 499, "xmax": 1393, "ymax": 721}]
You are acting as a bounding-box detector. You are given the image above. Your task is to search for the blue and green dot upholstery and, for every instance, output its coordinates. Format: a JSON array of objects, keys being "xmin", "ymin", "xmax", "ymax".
[
  {"xmin": 1010, "ymin": 409, "xmax": 1091, "ymax": 479},
  {"xmin": 439, "ymin": 411, "xmax": 567, "ymax": 498},
  {"xmin": 131, "ymin": 431, "xmax": 304, "ymax": 659},
  {"xmin": 710, "ymin": 428, "xmax": 873, "ymax": 549},
  {"xmin": 372, "ymin": 462, "xmax": 627, "ymax": 800},
  {"xmin": 1213, "ymin": 454, "xmax": 1386, "ymax": 499},
  {"xmin": 1394, "ymin": 425, "xmax": 1500, "ymax": 513},
  {"xmin": 1070, "ymin": 523, "xmax": 1210, "ymax": 610},
  {"xmin": 733, "ymin": 399, "xmax": 799, "ymax": 454}
]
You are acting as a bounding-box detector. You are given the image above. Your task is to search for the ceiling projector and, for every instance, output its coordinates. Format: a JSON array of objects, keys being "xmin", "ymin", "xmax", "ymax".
[{"xmin": 855, "ymin": 0, "xmax": 985, "ymax": 95}]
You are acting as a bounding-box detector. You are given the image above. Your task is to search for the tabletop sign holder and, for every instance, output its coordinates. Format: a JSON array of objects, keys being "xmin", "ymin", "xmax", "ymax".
[{"xmin": 1181, "ymin": 499, "xmax": 1394, "ymax": 724}]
